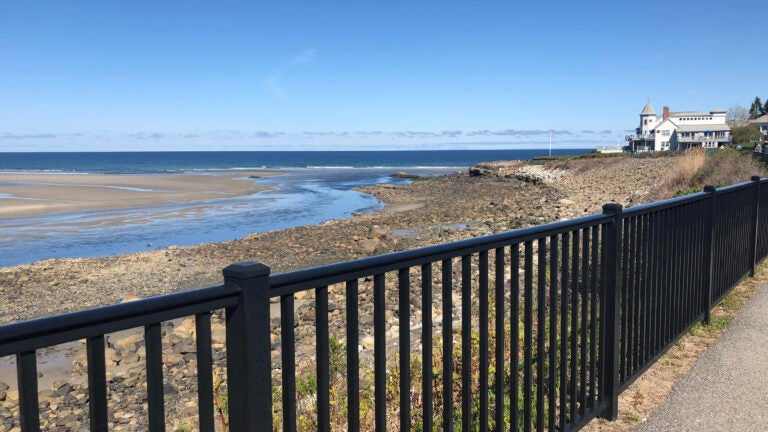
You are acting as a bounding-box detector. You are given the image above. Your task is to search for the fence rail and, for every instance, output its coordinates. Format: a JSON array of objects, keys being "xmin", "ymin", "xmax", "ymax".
[{"xmin": 1, "ymin": 176, "xmax": 768, "ymax": 431}]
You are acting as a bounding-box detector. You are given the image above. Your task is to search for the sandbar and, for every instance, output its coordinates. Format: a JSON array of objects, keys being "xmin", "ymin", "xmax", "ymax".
[{"xmin": 0, "ymin": 171, "xmax": 282, "ymax": 218}]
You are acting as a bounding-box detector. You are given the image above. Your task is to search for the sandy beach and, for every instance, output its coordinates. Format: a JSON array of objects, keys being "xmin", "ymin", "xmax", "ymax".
[{"xmin": 0, "ymin": 171, "xmax": 282, "ymax": 218}]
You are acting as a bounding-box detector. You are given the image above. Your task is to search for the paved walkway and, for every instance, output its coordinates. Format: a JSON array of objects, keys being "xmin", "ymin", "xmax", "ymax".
[{"xmin": 635, "ymin": 283, "xmax": 768, "ymax": 431}]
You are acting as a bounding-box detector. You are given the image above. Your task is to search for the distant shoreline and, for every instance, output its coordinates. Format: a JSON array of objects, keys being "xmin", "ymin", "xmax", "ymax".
[
  {"xmin": 0, "ymin": 149, "xmax": 594, "ymax": 174},
  {"xmin": 0, "ymin": 171, "xmax": 282, "ymax": 218}
]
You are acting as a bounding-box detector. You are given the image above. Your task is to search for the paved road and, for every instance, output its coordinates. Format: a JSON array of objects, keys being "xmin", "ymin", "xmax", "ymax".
[{"xmin": 635, "ymin": 283, "xmax": 768, "ymax": 431}]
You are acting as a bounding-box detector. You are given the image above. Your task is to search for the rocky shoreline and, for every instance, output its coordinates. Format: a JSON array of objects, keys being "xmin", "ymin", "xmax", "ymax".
[{"xmin": 0, "ymin": 156, "xmax": 681, "ymax": 431}]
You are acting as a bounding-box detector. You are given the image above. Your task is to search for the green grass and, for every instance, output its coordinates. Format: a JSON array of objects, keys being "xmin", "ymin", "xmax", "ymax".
[{"xmin": 709, "ymin": 315, "xmax": 732, "ymax": 332}]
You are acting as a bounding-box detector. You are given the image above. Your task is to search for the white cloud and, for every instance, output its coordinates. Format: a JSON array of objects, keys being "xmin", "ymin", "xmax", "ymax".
[{"xmin": 263, "ymin": 48, "xmax": 318, "ymax": 100}]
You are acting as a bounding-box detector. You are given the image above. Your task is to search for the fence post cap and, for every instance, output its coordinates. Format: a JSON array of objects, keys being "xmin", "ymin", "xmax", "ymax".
[
  {"xmin": 602, "ymin": 203, "xmax": 623, "ymax": 214},
  {"xmin": 703, "ymin": 185, "xmax": 717, "ymax": 193},
  {"xmin": 223, "ymin": 262, "xmax": 270, "ymax": 279},
  {"xmin": 752, "ymin": 175, "xmax": 762, "ymax": 182}
]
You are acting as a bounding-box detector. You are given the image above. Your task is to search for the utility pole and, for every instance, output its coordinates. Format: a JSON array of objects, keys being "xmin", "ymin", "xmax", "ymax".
[{"xmin": 549, "ymin": 130, "xmax": 553, "ymax": 157}]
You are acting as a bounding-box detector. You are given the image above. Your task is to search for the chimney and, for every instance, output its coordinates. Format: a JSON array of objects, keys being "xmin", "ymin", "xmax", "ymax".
[{"xmin": 663, "ymin": 106, "xmax": 670, "ymax": 120}]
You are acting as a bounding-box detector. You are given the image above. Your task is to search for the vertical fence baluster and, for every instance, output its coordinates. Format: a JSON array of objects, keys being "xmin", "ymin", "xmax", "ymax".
[
  {"xmin": 663, "ymin": 208, "xmax": 672, "ymax": 345},
  {"xmin": 281, "ymin": 292, "xmax": 296, "ymax": 432},
  {"xmin": 422, "ymin": 264, "xmax": 433, "ymax": 432},
  {"xmin": 559, "ymin": 234, "xmax": 569, "ymax": 429},
  {"xmin": 633, "ymin": 216, "xmax": 642, "ymax": 374},
  {"xmin": 597, "ymin": 224, "xmax": 607, "ymax": 404},
  {"xmin": 627, "ymin": 218, "xmax": 636, "ymax": 380},
  {"xmin": 87, "ymin": 335, "xmax": 108, "ymax": 432},
  {"xmin": 145, "ymin": 322, "xmax": 165, "ymax": 432},
  {"xmin": 442, "ymin": 259, "xmax": 454, "ymax": 432},
  {"xmin": 633, "ymin": 215, "xmax": 641, "ymax": 373},
  {"xmin": 524, "ymin": 241, "xmax": 533, "ymax": 432},
  {"xmin": 536, "ymin": 238, "xmax": 547, "ymax": 431},
  {"xmin": 479, "ymin": 251, "xmax": 489, "ymax": 432},
  {"xmin": 548, "ymin": 235, "xmax": 558, "ymax": 431},
  {"xmin": 600, "ymin": 203, "xmax": 622, "ymax": 420},
  {"xmin": 494, "ymin": 247, "xmax": 505, "ymax": 431},
  {"xmin": 461, "ymin": 254, "xmax": 472, "ymax": 432},
  {"xmin": 589, "ymin": 226, "xmax": 599, "ymax": 407},
  {"xmin": 759, "ymin": 182, "xmax": 765, "ymax": 260},
  {"xmin": 679, "ymin": 202, "xmax": 688, "ymax": 332},
  {"xmin": 715, "ymin": 192, "xmax": 723, "ymax": 298},
  {"xmin": 399, "ymin": 269, "xmax": 411, "ymax": 432},
  {"xmin": 620, "ymin": 219, "xmax": 630, "ymax": 382},
  {"xmin": 569, "ymin": 230, "xmax": 580, "ymax": 422},
  {"xmin": 195, "ymin": 312, "xmax": 215, "ymax": 432},
  {"xmin": 580, "ymin": 231, "xmax": 589, "ymax": 413},
  {"xmin": 653, "ymin": 210, "xmax": 662, "ymax": 353},
  {"xmin": 675, "ymin": 203, "xmax": 685, "ymax": 336},
  {"xmin": 641, "ymin": 214, "xmax": 651, "ymax": 365},
  {"xmin": 699, "ymin": 199, "xmax": 707, "ymax": 314},
  {"xmin": 374, "ymin": 273, "xmax": 386, "ymax": 432},
  {"xmin": 668, "ymin": 207, "xmax": 676, "ymax": 342},
  {"xmin": 680, "ymin": 204, "xmax": 689, "ymax": 327},
  {"xmin": 511, "ymin": 245, "xmax": 520, "ymax": 431},
  {"xmin": 703, "ymin": 185, "xmax": 716, "ymax": 324},
  {"xmin": 17, "ymin": 350, "xmax": 40, "ymax": 431},
  {"xmin": 317, "ymin": 286, "xmax": 330, "ymax": 432},
  {"xmin": 663, "ymin": 208, "xmax": 672, "ymax": 347},
  {"xmin": 752, "ymin": 176, "xmax": 761, "ymax": 276},
  {"xmin": 687, "ymin": 203, "xmax": 696, "ymax": 322},
  {"xmin": 693, "ymin": 202, "xmax": 703, "ymax": 322},
  {"xmin": 346, "ymin": 279, "xmax": 360, "ymax": 432}
]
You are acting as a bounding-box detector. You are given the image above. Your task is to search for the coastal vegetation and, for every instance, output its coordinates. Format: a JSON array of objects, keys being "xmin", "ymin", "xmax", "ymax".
[
  {"xmin": 730, "ymin": 124, "xmax": 763, "ymax": 145},
  {"xmin": 651, "ymin": 148, "xmax": 767, "ymax": 198}
]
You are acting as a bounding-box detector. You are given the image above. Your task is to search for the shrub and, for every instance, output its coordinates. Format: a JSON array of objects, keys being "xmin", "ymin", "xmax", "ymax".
[{"xmin": 650, "ymin": 148, "xmax": 766, "ymax": 199}]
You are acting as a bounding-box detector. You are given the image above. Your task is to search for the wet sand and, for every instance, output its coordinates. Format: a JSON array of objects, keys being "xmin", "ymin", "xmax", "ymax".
[{"xmin": 0, "ymin": 171, "xmax": 282, "ymax": 217}]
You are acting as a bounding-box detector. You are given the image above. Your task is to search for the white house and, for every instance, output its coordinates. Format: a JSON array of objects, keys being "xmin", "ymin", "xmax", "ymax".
[{"xmin": 626, "ymin": 102, "xmax": 731, "ymax": 152}]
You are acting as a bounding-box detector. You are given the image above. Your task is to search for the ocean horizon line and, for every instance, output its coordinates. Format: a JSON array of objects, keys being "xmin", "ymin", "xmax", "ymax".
[
  {"xmin": 0, "ymin": 149, "xmax": 594, "ymax": 174},
  {"xmin": 0, "ymin": 148, "xmax": 595, "ymax": 153}
]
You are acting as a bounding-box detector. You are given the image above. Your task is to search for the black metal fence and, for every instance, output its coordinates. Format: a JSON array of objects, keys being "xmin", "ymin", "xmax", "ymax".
[{"xmin": 1, "ymin": 176, "xmax": 767, "ymax": 431}]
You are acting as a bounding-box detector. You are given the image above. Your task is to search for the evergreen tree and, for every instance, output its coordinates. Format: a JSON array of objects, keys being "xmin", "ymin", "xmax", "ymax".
[
  {"xmin": 764, "ymin": 99, "xmax": 768, "ymax": 118},
  {"xmin": 749, "ymin": 96, "xmax": 764, "ymax": 119}
]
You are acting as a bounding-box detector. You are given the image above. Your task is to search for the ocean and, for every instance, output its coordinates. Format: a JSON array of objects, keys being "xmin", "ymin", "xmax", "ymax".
[
  {"xmin": 0, "ymin": 149, "xmax": 592, "ymax": 267},
  {"xmin": 0, "ymin": 149, "xmax": 590, "ymax": 173}
]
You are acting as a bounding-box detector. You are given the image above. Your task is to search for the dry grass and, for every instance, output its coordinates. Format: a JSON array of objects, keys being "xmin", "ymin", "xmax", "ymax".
[
  {"xmin": 694, "ymin": 148, "xmax": 768, "ymax": 187},
  {"xmin": 650, "ymin": 148, "xmax": 768, "ymax": 200},
  {"xmin": 648, "ymin": 149, "xmax": 706, "ymax": 199}
]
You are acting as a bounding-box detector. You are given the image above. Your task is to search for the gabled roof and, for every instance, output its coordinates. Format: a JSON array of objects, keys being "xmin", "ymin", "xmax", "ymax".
[
  {"xmin": 675, "ymin": 124, "xmax": 731, "ymax": 132},
  {"xmin": 640, "ymin": 102, "xmax": 656, "ymax": 115},
  {"xmin": 749, "ymin": 114, "xmax": 768, "ymax": 124},
  {"xmin": 651, "ymin": 118, "xmax": 677, "ymax": 131}
]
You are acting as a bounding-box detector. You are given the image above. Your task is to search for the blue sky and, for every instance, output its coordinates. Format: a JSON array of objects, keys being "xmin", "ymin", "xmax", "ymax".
[{"xmin": 1, "ymin": 1, "xmax": 765, "ymax": 151}]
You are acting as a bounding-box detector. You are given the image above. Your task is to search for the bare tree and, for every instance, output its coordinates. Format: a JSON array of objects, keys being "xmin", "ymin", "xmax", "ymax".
[{"xmin": 727, "ymin": 104, "xmax": 749, "ymax": 122}]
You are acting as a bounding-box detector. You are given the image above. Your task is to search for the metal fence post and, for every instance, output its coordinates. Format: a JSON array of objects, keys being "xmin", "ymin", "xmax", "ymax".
[
  {"xmin": 224, "ymin": 262, "xmax": 272, "ymax": 432},
  {"xmin": 750, "ymin": 176, "xmax": 761, "ymax": 277},
  {"xmin": 600, "ymin": 203, "xmax": 622, "ymax": 421},
  {"xmin": 702, "ymin": 185, "xmax": 716, "ymax": 325}
]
